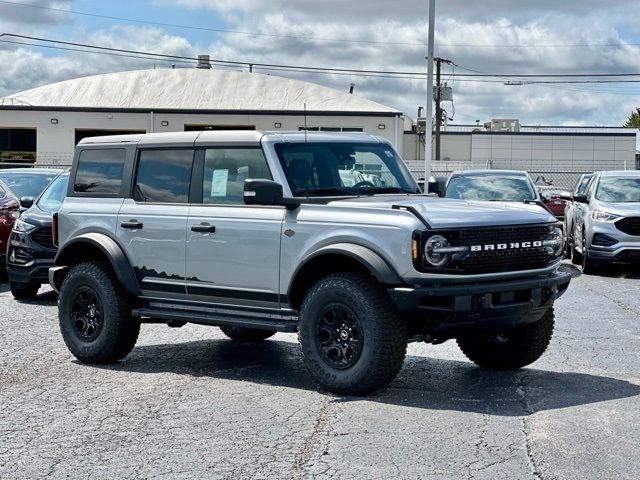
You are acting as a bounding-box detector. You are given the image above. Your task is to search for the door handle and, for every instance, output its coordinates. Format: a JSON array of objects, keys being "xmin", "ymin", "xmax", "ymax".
[
  {"xmin": 191, "ymin": 223, "xmax": 216, "ymax": 233},
  {"xmin": 121, "ymin": 220, "xmax": 143, "ymax": 229}
]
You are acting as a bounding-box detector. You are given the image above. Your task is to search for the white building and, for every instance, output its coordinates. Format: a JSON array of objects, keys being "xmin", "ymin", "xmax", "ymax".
[
  {"xmin": 403, "ymin": 121, "xmax": 638, "ymax": 185},
  {"xmin": 0, "ymin": 68, "xmax": 406, "ymax": 165}
]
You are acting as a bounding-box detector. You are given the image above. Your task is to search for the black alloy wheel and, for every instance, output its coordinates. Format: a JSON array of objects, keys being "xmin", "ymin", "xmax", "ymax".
[
  {"xmin": 317, "ymin": 303, "xmax": 364, "ymax": 370},
  {"xmin": 71, "ymin": 287, "xmax": 104, "ymax": 342}
]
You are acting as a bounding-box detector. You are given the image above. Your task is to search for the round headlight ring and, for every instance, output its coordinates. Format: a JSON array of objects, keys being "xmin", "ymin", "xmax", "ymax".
[{"xmin": 425, "ymin": 235, "xmax": 451, "ymax": 267}]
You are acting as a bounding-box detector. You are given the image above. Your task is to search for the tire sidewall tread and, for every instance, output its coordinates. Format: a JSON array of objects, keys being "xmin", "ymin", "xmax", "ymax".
[{"xmin": 58, "ymin": 261, "xmax": 140, "ymax": 364}]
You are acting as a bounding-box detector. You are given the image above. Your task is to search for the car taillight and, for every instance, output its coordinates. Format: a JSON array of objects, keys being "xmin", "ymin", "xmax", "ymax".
[{"xmin": 52, "ymin": 213, "xmax": 59, "ymax": 247}]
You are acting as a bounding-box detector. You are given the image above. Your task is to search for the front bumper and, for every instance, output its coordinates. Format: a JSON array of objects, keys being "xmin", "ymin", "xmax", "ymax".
[
  {"xmin": 388, "ymin": 270, "xmax": 571, "ymax": 339},
  {"xmin": 6, "ymin": 259, "xmax": 54, "ymax": 284},
  {"xmin": 587, "ymin": 221, "xmax": 640, "ymax": 263}
]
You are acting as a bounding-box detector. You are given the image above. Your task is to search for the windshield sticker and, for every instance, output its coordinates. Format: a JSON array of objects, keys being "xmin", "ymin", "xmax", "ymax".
[{"xmin": 211, "ymin": 169, "xmax": 229, "ymax": 197}]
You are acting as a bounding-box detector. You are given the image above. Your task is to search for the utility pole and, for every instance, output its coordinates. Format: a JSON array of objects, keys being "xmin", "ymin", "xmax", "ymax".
[
  {"xmin": 434, "ymin": 57, "xmax": 452, "ymax": 161},
  {"xmin": 424, "ymin": 0, "xmax": 436, "ymax": 184}
]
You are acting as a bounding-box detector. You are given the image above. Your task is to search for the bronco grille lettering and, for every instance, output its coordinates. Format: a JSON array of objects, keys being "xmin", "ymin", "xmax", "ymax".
[{"xmin": 470, "ymin": 240, "xmax": 544, "ymax": 252}]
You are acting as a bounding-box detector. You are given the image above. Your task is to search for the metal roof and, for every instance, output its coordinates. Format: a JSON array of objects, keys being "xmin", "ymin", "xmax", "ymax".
[{"xmin": 3, "ymin": 68, "xmax": 399, "ymax": 115}]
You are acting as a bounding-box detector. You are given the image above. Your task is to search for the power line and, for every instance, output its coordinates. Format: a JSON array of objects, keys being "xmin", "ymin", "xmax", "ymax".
[
  {"xmin": 5, "ymin": 33, "xmax": 640, "ymax": 80},
  {"xmin": 0, "ymin": 0, "xmax": 639, "ymax": 50}
]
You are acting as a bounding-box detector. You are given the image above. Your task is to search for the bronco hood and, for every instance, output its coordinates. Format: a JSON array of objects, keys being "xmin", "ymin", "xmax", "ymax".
[{"xmin": 329, "ymin": 195, "xmax": 557, "ymax": 229}]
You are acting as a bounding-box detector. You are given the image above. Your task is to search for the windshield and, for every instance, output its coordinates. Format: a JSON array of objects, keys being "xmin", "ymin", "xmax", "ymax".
[
  {"xmin": 37, "ymin": 174, "xmax": 69, "ymax": 213},
  {"xmin": 595, "ymin": 177, "xmax": 640, "ymax": 202},
  {"xmin": 274, "ymin": 142, "xmax": 416, "ymax": 196},
  {"xmin": 0, "ymin": 172, "xmax": 58, "ymax": 199},
  {"xmin": 576, "ymin": 174, "xmax": 592, "ymax": 195},
  {"xmin": 445, "ymin": 175, "xmax": 537, "ymax": 202}
]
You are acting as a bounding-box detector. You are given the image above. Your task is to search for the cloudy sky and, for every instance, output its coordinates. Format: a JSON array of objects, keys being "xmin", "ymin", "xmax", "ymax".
[{"xmin": 1, "ymin": 0, "xmax": 640, "ymax": 126}]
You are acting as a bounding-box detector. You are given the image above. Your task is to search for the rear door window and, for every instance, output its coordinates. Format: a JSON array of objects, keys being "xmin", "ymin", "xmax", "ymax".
[
  {"xmin": 74, "ymin": 149, "xmax": 125, "ymax": 195},
  {"xmin": 134, "ymin": 149, "xmax": 195, "ymax": 203}
]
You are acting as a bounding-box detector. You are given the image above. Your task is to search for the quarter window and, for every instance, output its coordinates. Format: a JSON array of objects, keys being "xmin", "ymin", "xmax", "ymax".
[
  {"xmin": 74, "ymin": 149, "xmax": 125, "ymax": 194},
  {"xmin": 202, "ymin": 148, "xmax": 271, "ymax": 204},
  {"xmin": 134, "ymin": 149, "xmax": 195, "ymax": 203}
]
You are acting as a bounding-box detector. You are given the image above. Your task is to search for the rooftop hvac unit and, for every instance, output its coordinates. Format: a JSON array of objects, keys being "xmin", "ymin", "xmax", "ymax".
[{"xmin": 485, "ymin": 118, "xmax": 520, "ymax": 132}]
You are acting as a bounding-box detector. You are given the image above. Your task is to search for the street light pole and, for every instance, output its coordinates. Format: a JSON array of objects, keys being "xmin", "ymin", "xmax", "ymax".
[{"xmin": 424, "ymin": 0, "xmax": 436, "ymax": 185}]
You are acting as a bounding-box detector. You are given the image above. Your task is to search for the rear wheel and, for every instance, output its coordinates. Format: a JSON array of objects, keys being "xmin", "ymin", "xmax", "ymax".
[
  {"xmin": 59, "ymin": 261, "xmax": 140, "ymax": 363},
  {"xmin": 10, "ymin": 281, "xmax": 40, "ymax": 300},
  {"xmin": 298, "ymin": 272, "xmax": 407, "ymax": 395},
  {"xmin": 457, "ymin": 308, "xmax": 554, "ymax": 370},
  {"xmin": 219, "ymin": 325, "xmax": 276, "ymax": 342}
]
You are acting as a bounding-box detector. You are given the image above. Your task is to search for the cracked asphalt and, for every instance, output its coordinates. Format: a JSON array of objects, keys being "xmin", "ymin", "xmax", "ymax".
[{"xmin": 1, "ymin": 263, "xmax": 639, "ymax": 479}]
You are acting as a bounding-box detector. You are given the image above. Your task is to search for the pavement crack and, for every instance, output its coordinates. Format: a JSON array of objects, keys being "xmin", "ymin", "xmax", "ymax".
[{"xmin": 289, "ymin": 397, "xmax": 333, "ymax": 480}]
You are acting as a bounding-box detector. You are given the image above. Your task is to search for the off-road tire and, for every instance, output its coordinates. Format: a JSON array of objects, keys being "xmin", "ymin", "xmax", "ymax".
[
  {"xmin": 219, "ymin": 326, "xmax": 276, "ymax": 342},
  {"xmin": 59, "ymin": 261, "xmax": 140, "ymax": 363},
  {"xmin": 298, "ymin": 272, "xmax": 407, "ymax": 395},
  {"xmin": 10, "ymin": 281, "xmax": 40, "ymax": 300},
  {"xmin": 457, "ymin": 308, "xmax": 555, "ymax": 370}
]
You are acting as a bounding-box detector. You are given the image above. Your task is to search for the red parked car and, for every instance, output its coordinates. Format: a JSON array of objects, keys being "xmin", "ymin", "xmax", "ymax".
[
  {"xmin": 537, "ymin": 186, "xmax": 571, "ymax": 219},
  {"xmin": 0, "ymin": 179, "xmax": 20, "ymax": 268}
]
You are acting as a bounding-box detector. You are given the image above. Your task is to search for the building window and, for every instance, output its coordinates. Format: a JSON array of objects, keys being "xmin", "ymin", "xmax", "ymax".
[
  {"xmin": 74, "ymin": 149, "xmax": 125, "ymax": 195},
  {"xmin": 134, "ymin": 149, "xmax": 195, "ymax": 203},
  {"xmin": 0, "ymin": 128, "xmax": 37, "ymax": 165}
]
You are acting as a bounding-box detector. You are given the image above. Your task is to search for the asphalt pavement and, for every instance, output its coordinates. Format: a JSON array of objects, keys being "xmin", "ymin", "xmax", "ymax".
[{"xmin": 1, "ymin": 263, "xmax": 639, "ymax": 479}]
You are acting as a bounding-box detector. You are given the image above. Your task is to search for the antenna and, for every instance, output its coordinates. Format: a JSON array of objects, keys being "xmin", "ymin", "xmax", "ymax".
[{"xmin": 304, "ymin": 103, "xmax": 310, "ymax": 199}]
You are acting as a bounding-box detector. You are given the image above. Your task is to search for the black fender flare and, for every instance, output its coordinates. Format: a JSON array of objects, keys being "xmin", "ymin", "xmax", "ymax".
[
  {"xmin": 289, "ymin": 242, "xmax": 403, "ymax": 294},
  {"xmin": 55, "ymin": 232, "xmax": 141, "ymax": 295}
]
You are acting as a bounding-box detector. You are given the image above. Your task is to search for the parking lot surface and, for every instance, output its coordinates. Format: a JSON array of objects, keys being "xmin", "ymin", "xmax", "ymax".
[{"xmin": 1, "ymin": 263, "xmax": 639, "ymax": 480}]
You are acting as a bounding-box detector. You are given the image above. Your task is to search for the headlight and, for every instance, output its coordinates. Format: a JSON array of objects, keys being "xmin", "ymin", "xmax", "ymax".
[
  {"xmin": 591, "ymin": 210, "xmax": 622, "ymax": 223},
  {"xmin": 424, "ymin": 235, "xmax": 468, "ymax": 268},
  {"xmin": 543, "ymin": 225, "xmax": 564, "ymax": 258},
  {"xmin": 12, "ymin": 218, "xmax": 36, "ymax": 233}
]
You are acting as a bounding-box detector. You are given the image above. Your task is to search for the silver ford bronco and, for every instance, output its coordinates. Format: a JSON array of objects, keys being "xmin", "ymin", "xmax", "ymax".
[{"xmin": 50, "ymin": 131, "xmax": 570, "ymax": 394}]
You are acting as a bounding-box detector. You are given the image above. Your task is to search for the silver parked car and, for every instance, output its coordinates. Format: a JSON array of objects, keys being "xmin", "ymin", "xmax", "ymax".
[
  {"xmin": 572, "ymin": 170, "xmax": 640, "ymax": 273},
  {"xmin": 563, "ymin": 173, "xmax": 593, "ymax": 258}
]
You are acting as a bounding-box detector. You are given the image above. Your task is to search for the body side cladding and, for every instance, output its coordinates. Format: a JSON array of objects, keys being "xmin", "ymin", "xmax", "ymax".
[
  {"xmin": 53, "ymin": 233, "xmax": 141, "ymax": 295},
  {"xmin": 287, "ymin": 242, "xmax": 404, "ymax": 305}
]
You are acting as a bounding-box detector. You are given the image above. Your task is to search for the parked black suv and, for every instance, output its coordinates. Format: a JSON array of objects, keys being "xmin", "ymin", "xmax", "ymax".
[{"xmin": 7, "ymin": 171, "xmax": 69, "ymax": 299}]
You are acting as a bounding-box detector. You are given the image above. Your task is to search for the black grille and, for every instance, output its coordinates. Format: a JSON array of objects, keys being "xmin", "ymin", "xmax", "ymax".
[
  {"xmin": 615, "ymin": 250, "xmax": 640, "ymax": 262},
  {"xmin": 30, "ymin": 227, "xmax": 56, "ymax": 250},
  {"xmin": 454, "ymin": 224, "xmax": 552, "ymax": 247},
  {"xmin": 616, "ymin": 217, "xmax": 640, "ymax": 236},
  {"xmin": 437, "ymin": 224, "xmax": 555, "ymax": 274}
]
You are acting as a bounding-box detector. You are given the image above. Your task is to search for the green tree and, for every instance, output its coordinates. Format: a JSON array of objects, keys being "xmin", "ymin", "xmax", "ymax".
[{"xmin": 624, "ymin": 108, "xmax": 640, "ymax": 128}]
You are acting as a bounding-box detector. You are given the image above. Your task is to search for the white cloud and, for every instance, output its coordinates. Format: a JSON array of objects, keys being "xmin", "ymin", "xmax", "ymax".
[{"xmin": 2, "ymin": 0, "xmax": 640, "ymax": 127}]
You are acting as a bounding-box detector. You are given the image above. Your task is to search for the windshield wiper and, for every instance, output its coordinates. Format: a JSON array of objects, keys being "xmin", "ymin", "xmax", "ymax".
[
  {"xmin": 295, "ymin": 187, "xmax": 358, "ymax": 196},
  {"xmin": 364, "ymin": 187, "xmax": 416, "ymax": 194}
]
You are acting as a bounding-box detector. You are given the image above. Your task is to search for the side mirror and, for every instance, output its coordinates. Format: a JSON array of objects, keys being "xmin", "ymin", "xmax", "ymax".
[
  {"xmin": 540, "ymin": 193, "xmax": 550, "ymax": 203},
  {"xmin": 20, "ymin": 196, "xmax": 34, "ymax": 209},
  {"xmin": 559, "ymin": 192, "xmax": 573, "ymax": 201},
  {"xmin": 573, "ymin": 194, "xmax": 589, "ymax": 204},
  {"xmin": 243, "ymin": 179, "xmax": 301, "ymax": 209}
]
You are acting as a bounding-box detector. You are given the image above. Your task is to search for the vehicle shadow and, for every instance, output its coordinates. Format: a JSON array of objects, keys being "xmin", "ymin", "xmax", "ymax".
[
  {"xmin": 593, "ymin": 264, "xmax": 640, "ymax": 280},
  {"xmin": 559, "ymin": 262, "xmax": 581, "ymax": 278},
  {"xmin": 13, "ymin": 290, "xmax": 58, "ymax": 306},
  {"xmin": 92, "ymin": 339, "xmax": 640, "ymax": 416}
]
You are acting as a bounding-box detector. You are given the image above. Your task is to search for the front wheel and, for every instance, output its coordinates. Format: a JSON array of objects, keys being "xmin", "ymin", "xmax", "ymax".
[
  {"xmin": 581, "ymin": 234, "xmax": 601, "ymax": 275},
  {"xmin": 457, "ymin": 308, "xmax": 555, "ymax": 370},
  {"xmin": 10, "ymin": 281, "xmax": 40, "ymax": 300},
  {"xmin": 298, "ymin": 272, "xmax": 407, "ymax": 395},
  {"xmin": 58, "ymin": 261, "xmax": 140, "ymax": 363}
]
